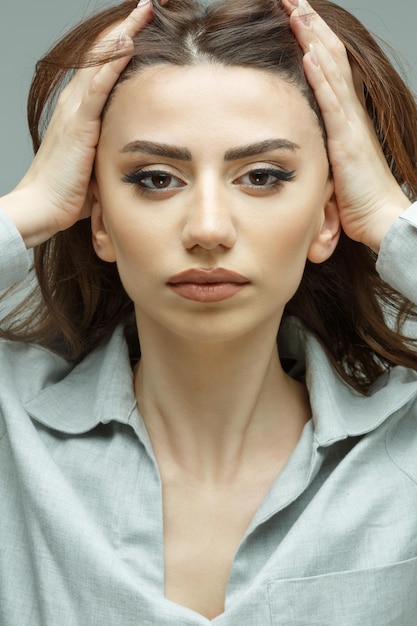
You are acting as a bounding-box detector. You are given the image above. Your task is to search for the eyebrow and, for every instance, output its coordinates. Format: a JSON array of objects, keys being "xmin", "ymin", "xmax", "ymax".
[
  {"xmin": 120, "ymin": 140, "xmax": 192, "ymax": 160},
  {"xmin": 120, "ymin": 138, "xmax": 300, "ymax": 161},
  {"xmin": 224, "ymin": 139, "xmax": 300, "ymax": 161}
]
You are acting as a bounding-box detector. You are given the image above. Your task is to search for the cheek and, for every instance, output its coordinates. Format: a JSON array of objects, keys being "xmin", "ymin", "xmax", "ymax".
[
  {"xmin": 104, "ymin": 195, "xmax": 163, "ymax": 258},
  {"xmin": 256, "ymin": 204, "xmax": 320, "ymax": 265},
  {"xmin": 110, "ymin": 225, "xmax": 160, "ymax": 284},
  {"xmin": 106, "ymin": 207, "xmax": 190, "ymax": 312},
  {"xmin": 253, "ymin": 200, "xmax": 323, "ymax": 298}
]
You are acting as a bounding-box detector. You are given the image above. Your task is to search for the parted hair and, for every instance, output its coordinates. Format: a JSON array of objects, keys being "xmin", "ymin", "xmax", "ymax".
[{"xmin": 2, "ymin": 0, "xmax": 417, "ymax": 392}]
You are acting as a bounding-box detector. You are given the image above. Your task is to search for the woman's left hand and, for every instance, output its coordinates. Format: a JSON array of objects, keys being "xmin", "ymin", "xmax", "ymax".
[{"xmin": 282, "ymin": 0, "xmax": 411, "ymax": 253}]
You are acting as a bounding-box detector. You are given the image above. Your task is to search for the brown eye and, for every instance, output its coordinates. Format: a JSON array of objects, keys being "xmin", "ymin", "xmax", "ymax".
[
  {"xmin": 248, "ymin": 171, "xmax": 271, "ymax": 186},
  {"xmin": 122, "ymin": 169, "xmax": 186, "ymax": 194},
  {"xmin": 150, "ymin": 173, "xmax": 172, "ymax": 189},
  {"xmin": 235, "ymin": 168, "xmax": 296, "ymax": 189}
]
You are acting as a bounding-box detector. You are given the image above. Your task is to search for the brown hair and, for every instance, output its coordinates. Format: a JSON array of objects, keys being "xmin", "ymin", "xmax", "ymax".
[{"xmin": 3, "ymin": 0, "xmax": 417, "ymax": 392}]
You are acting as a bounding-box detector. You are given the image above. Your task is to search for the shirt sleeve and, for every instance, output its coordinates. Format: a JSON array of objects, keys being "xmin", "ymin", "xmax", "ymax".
[
  {"xmin": 376, "ymin": 202, "xmax": 417, "ymax": 303},
  {"xmin": 0, "ymin": 208, "xmax": 31, "ymax": 291}
]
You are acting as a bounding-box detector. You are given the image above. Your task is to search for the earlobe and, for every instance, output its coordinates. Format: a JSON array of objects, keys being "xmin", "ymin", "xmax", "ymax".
[
  {"xmin": 90, "ymin": 180, "xmax": 117, "ymax": 263},
  {"xmin": 307, "ymin": 193, "xmax": 341, "ymax": 264}
]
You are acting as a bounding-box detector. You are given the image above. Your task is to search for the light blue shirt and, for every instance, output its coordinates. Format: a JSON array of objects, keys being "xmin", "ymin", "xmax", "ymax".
[{"xmin": 1, "ymin": 207, "xmax": 417, "ymax": 625}]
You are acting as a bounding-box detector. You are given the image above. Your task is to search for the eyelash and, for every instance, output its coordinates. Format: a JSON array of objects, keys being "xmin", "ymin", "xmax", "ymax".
[
  {"xmin": 122, "ymin": 169, "xmax": 185, "ymax": 194},
  {"xmin": 122, "ymin": 166, "xmax": 296, "ymax": 195},
  {"xmin": 237, "ymin": 167, "xmax": 296, "ymax": 189}
]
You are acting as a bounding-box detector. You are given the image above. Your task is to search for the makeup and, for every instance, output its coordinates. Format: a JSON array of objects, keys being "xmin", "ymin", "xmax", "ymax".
[{"xmin": 167, "ymin": 268, "xmax": 250, "ymax": 303}]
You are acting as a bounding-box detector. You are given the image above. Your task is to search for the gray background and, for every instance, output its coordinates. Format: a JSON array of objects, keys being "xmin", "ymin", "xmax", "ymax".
[{"xmin": 1, "ymin": 0, "xmax": 416, "ymax": 194}]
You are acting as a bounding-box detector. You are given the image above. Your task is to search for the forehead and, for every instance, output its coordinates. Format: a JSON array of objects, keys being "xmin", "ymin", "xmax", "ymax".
[{"xmin": 101, "ymin": 63, "xmax": 323, "ymax": 152}]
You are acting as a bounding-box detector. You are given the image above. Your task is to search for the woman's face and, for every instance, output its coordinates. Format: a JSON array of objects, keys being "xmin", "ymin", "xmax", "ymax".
[{"xmin": 92, "ymin": 63, "xmax": 339, "ymax": 344}]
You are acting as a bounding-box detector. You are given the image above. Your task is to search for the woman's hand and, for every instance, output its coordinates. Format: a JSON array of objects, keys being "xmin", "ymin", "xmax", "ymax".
[
  {"xmin": 282, "ymin": 0, "xmax": 411, "ymax": 253},
  {"xmin": 1, "ymin": 0, "xmax": 153, "ymax": 249}
]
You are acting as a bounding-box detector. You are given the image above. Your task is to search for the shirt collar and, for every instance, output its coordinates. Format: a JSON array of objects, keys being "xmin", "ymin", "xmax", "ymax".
[
  {"xmin": 280, "ymin": 317, "xmax": 417, "ymax": 447},
  {"xmin": 25, "ymin": 326, "xmax": 137, "ymax": 435},
  {"xmin": 26, "ymin": 320, "xmax": 417, "ymax": 446}
]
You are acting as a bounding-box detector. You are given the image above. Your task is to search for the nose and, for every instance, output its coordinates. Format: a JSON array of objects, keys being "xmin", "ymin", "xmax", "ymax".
[{"xmin": 181, "ymin": 177, "xmax": 237, "ymax": 252}]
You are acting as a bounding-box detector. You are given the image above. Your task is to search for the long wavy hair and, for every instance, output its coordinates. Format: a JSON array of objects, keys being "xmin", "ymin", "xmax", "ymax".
[{"xmin": 3, "ymin": 0, "xmax": 417, "ymax": 392}]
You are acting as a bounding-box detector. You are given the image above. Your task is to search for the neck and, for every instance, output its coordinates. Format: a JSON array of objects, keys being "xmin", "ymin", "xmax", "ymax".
[{"xmin": 134, "ymin": 317, "xmax": 310, "ymax": 484}]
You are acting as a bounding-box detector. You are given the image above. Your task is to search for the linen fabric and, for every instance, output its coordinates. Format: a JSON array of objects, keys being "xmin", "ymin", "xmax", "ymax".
[{"xmin": 1, "ymin": 207, "xmax": 417, "ymax": 625}]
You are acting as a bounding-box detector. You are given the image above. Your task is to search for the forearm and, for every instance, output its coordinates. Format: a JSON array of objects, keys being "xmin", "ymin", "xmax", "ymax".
[
  {"xmin": 0, "ymin": 208, "xmax": 31, "ymax": 291},
  {"xmin": 376, "ymin": 202, "xmax": 417, "ymax": 303},
  {"xmin": 0, "ymin": 188, "xmax": 57, "ymax": 249}
]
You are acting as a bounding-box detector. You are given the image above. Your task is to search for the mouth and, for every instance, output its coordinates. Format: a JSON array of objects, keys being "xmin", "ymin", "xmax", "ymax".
[{"xmin": 167, "ymin": 267, "xmax": 250, "ymax": 303}]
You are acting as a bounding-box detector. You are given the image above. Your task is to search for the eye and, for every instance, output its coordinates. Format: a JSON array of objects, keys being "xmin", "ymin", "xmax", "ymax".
[
  {"xmin": 122, "ymin": 169, "xmax": 186, "ymax": 194},
  {"xmin": 235, "ymin": 167, "xmax": 295, "ymax": 190}
]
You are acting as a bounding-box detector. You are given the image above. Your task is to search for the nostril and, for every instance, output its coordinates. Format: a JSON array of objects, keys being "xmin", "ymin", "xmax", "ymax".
[{"xmin": 181, "ymin": 205, "xmax": 237, "ymax": 251}]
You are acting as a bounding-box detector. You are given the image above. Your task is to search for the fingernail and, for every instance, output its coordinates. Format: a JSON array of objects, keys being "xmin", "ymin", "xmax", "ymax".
[
  {"xmin": 289, "ymin": 0, "xmax": 299, "ymax": 6},
  {"xmin": 117, "ymin": 28, "xmax": 127, "ymax": 50},
  {"xmin": 137, "ymin": 0, "xmax": 151, "ymax": 7},
  {"xmin": 309, "ymin": 43, "xmax": 319, "ymax": 67},
  {"xmin": 298, "ymin": 0, "xmax": 311, "ymax": 27}
]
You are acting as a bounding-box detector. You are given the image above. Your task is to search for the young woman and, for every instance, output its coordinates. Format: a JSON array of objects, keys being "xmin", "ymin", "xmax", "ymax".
[{"xmin": 1, "ymin": 0, "xmax": 416, "ymax": 623}]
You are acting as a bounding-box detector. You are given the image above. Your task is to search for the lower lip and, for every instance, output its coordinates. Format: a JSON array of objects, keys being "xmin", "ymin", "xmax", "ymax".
[{"xmin": 168, "ymin": 282, "xmax": 248, "ymax": 302}]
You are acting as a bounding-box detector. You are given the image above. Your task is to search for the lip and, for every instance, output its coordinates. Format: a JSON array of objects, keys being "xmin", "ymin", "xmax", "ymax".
[
  {"xmin": 168, "ymin": 268, "xmax": 249, "ymax": 285},
  {"xmin": 167, "ymin": 268, "xmax": 250, "ymax": 302}
]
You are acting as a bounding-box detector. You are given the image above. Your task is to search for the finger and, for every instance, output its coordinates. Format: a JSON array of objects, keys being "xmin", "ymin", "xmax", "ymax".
[
  {"xmin": 301, "ymin": 44, "xmax": 381, "ymax": 179},
  {"xmin": 284, "ymin": 0, "xmax": 366, "ymax": 121},
  {"xmin": 301, "ymin": 51, "xmax": 352, "ymax": 145},
  {"xmin": 59, "ymin": 1, "xmax": 154, "ymax": 123},
  {"xmin": 304, "ymin": 39, "xmax": 360, "ymax": 121},
  {"xmin": 283, "ymin": 0, "xmax": 354, "ymax": 89},
  {"xmin": 282, "ymin": 0, "xmax": 343, "ymax": 53},
  {"xmin": 98, "ymin": 0, "xmax": 154, "ymax": 44}
]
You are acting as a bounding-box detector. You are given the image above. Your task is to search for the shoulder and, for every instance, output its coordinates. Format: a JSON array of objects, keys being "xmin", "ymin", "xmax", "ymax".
[
  {"xmin": 0, "ymin": 326, "xmax": 133, "ymax": 438},
  {"xmin": 385, "ymin": 391, "xmax": 417, "ymax": 487},
  {"xmin": 0, "ymin": 338, "xmax": 72, "ymax": 405},
  {"xmin": 361, "ymin": 362, "xmax": 417, "ymax": 487}
]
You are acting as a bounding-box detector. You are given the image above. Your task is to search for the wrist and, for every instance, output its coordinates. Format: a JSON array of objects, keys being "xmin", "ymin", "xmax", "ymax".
[
  {"xmin": 0, "ymin": 188, "xmax": 56, "ymax": 249},
  {"xmin": 362, "ymin": 193, "xmax": 412, "ymax": 254}
]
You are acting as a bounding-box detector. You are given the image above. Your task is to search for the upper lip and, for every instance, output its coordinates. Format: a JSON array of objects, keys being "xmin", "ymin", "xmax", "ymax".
[{"xmin": 168, "ymin": 268, "xmax": 249, "ymax": 284}]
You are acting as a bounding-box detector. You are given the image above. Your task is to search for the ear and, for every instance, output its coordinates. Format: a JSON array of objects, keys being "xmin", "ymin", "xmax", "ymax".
[
  {"xmin": 307, "ymin": 191, "xmax": 341, "ymax": 264},
  {"xmin": 90, "ymin": 179, "xmax": 117, "ymax": 263}
]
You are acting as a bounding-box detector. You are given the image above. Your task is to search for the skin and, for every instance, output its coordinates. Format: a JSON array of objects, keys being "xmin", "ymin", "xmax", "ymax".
[
  {"xmin": 0, "ymin": 1, "xmax": 155, "ymax": 248},
  {"xmin": 90, "ymin": 63, "xmax": 340, "ymax": 617},
  {"xmin": 90, "ymin": 63, "xmax": 339, "ymax": 468},
  {"xmin": 0, "ymin": 0, "xmax": 412, "ymax": 619},
  {"xmin": 92, "ymin": 64, "xmax": 339, "ymax": 344},
  {"xmin": 282, "ymin": 0, "xmax": 411, "ymax": 251}
]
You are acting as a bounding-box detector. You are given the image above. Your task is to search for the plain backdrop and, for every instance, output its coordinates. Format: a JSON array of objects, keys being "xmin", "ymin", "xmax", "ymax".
[{"xmin": 0, "ymin": 0, "xmax": 416, "ymax": 194}]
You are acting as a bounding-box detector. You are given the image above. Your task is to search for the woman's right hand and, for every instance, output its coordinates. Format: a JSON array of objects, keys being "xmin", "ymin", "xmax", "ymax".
[{"xmin": 1, "ymin": 0, "xmax": 153, "ymax": 249}]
